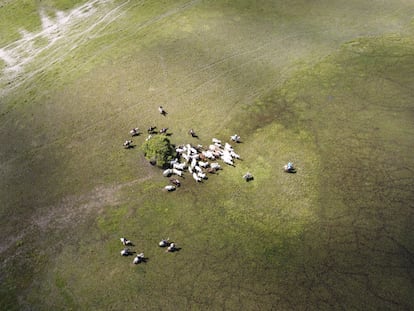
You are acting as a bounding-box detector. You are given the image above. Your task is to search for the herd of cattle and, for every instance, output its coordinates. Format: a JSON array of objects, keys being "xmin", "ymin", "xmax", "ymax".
[
  {"xmin": 162, "ymin": 136, "xmax": 243, "ymax": 191},
  {"xmin": 118, "ymin": 106, "xmax": 296, "ymax": 264}
]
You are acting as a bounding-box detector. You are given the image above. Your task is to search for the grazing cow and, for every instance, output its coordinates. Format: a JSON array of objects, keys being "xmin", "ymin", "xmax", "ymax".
[
  {"xmin": 182, "ymin": 153, "xmax": 190, "ymax": 162},
  {"xmin": 147, "ymin": 126, "xmax": 157, "ymax": 133},
  {"xmin": 202, "ymin": 150, "xmax": 215, "ymax": 160},
  {"xmin": 158, "ymin": 106, "xmax": 166, "ymax": 115},
  {"xmin": 230, "ymin": 151, "xmax": 240, "ymax": 159},
  {"xmin": 133, "ymin": 253, "xmax": 145, "ymax": 264},
  {"xmin": 243, "ymin": 172, "xmax": 254, "ymax": 181},
  {"xmin": 212, "ymin": 138, "xmax": 221, "ymax": 144},
  {"xmin": 224, "ymin": 143, "xmax": 233, "ymax": 152},
  {"xmin": 284, "ymin": 162, "xmax": 296, "ymax": 173},
  {"xmin": 172, "ymin": 168, "xmax": 183, "ymax": 177},
  {"xmin": 231, "ymin": 134, "xmax": 241, "ymax": 143},
  {"xmin": 194, "ymin": 166, "xmax": 202, "ymax": 173},
  {"xmin": 145, "ymin": 135, "xmax": 152, "ymax": 141},
  {"xmin": 198, "ymin": 161, "xmax": 209, "ymax": 168},
  {"xmin": 120, "ymin": 237, "xmax": 132, "ymax": 246},
  {"xmin": 173, "ymin": 162, "xmax": 186, "ymax": 170},
  {"xmin": 222, "ymin": 156, "xmax": 234, "ymax": 166},
  {"xmin": 210, "ymin": 162, "xmax": 221, "ymax": 170},
  {"xmin": 167, "ymin": 243, "xmax": 177, "ymax": 252},
  {"xmin": 170, "ymin": 178, "xmax": 181, "ymax": 187},
  {"xmin": 198, "ymin": 172, "xmax": 207, "ymax": 179},
  {"xmin": 189, "ymin": 129, "xmax": 197, "ymax": 137},
  {"xmin": 193, "ymin": 172, "xmax": 202, "ymax": 182},
  {"xmin": 123, "ymin": 140, "xmax": 133, "ymax": 149},
  {"xmin": 130, "ymin": 128, "xmax": 139, "ymax": 136},
  {"xmin": 176, "ymin": 146, "xmax": 185, "ymax": 154},
  {"xmin": 160, "ymin": 127, "xmax": 168, "ymax": 134},
  {"xmin": 190, "ymin": 154, "xmax": 200, "ymax": 160},
  {"xmin": 121, "ymin": 248, "xmax": 131, "ymax": 256},
  {"xmin": 169, "ymin": 158, "xmax": 179, "ymax": 166},
  {"xmin": 163, "ymin": 169, "xmax": 173, "ymax": 177},
  {"xmin": 165, "ymin": 185, "xmax": 176, "ymax": 191},
  {"xmin": 159, "ymin": 238, "xmax": 170, "ymax": 247}
]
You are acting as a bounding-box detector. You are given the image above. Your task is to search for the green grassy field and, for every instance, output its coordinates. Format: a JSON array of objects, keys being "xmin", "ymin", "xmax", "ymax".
[{"xmin": 1, "ymin": 0, "xmax": 413, "ymax": 309}]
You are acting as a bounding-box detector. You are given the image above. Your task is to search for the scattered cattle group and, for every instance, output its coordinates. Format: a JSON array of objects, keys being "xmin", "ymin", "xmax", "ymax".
[{"xmin": 119, "ymin": 237, "xmax": 178, "ymax": 265}]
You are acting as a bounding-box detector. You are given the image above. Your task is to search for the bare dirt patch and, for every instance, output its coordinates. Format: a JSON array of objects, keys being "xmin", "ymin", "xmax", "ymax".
[{"xmin": 0, "ymin": 176, "xmax": 149, "ymax": 258}]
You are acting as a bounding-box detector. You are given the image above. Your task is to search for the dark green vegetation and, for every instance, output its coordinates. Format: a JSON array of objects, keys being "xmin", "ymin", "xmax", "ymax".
[
  {"xmin": 0, "ymin": 0, "xmax": 413, "ymax": 310},
  {"xmin": 142, "ymin": 135, "xmax": 176, "ymax": 168}
]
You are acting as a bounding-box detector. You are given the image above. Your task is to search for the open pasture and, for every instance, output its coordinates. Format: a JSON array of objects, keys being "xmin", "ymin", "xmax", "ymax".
[{"xmin": 1, "ymin": 0, "xmax": 413, "ymax": 309}]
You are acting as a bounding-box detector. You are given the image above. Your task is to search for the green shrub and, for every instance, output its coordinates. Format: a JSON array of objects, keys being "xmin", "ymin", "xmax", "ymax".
[{"xmin": 141, "ymin": 135, "xmax": 176, "ymax": 168}]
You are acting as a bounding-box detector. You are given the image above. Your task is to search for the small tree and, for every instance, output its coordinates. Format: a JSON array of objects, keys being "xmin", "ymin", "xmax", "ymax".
[{"xmin": 141, "ymin": 135, "xmax": 176, "ymax": 168}]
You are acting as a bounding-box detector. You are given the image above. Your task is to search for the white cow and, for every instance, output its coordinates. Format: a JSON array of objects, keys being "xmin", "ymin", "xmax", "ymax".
[
  {"xmin": 198, "ymin": 172, "xmax": 207, "ymax": 179},
  {"xmin": 202, "ymin": 150, "xmax": 215, "ymax": 159},
  {"xmin": 120, "ymin": 237, "xmax": 132, "ymax": 246},
  {"xmin": 167, "ymin": 243, "xmax": 177, "ymax": 252},
  {"xmin": 121, "ymin": 248, "xmax": 131, "ymax": 256},
  {"xmin": 130, "ymin": 128, "xmax": 139, "ymax": 136},
  {"xmin": 224, "ymin": 142, "xmax": 233, "ymax": 151},
  {"xmin": 193, "ymin": 172, "xmax": 202, "ymax": 182},
  {"xmin": 210, "ymin": 163, "xmax": 221, "ymax": 170},
  {"xmin": 133, "ymin": 253, "xmax": 145, "ymax": 264},
  {"xmin": 198, "ymin": 161, "xmax": 209, "ymax": 168},
  {"xmin": 165, "ymin": 185, "xmax": 176, "ymax": 191},
  {"xmin": 123, "ymin": 140, "xmax": 133, "ymax": 149},
  {"xmin": 230, "ymin": 151, "xmax": 240, "ymax": 159},
  {"xmin": 231, "ymin": 134, "xmax": 240, "ymax": 142},
  {"xmin": 221, "ymin": 156, "xmax": 234, "ymax": 166},
  {"xmin": 173, "ymin": 162, "xmax": 186, "ymax": 170},
  {"xmin": 159, "ymin": 238, "xmax": 170, "ymax": 247},
  {"xmin": 172, "ymin": 169, "xmax": 183, "ymax": 177},
  {"xmin": 163, "ymin": 169, "xmax": 173, "ymax": 177}
]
